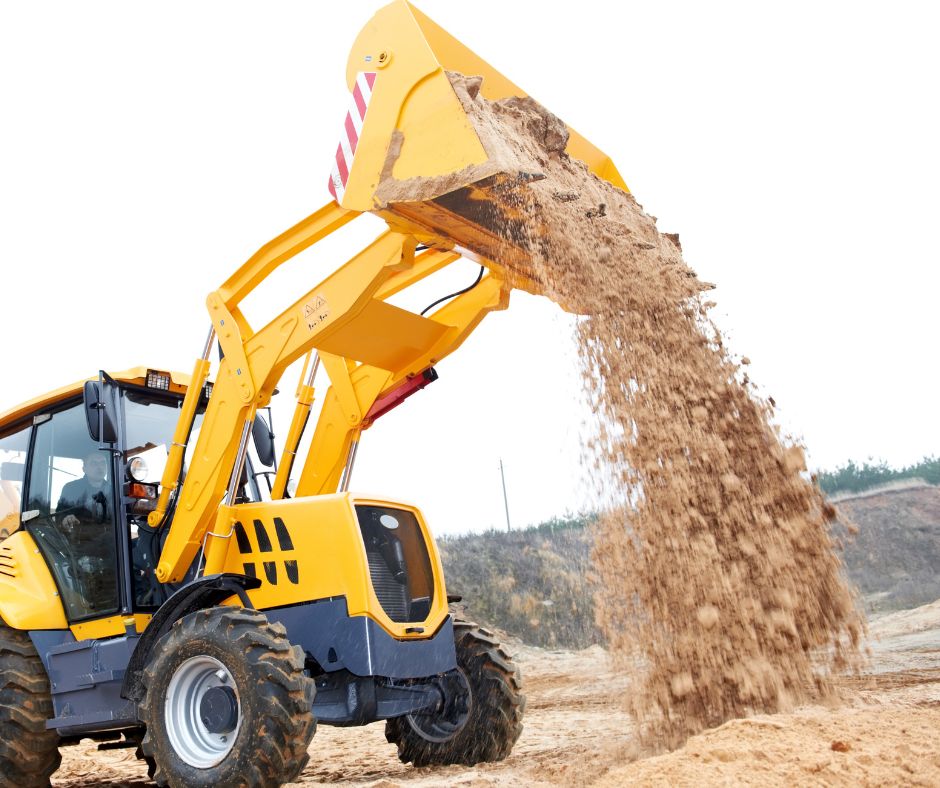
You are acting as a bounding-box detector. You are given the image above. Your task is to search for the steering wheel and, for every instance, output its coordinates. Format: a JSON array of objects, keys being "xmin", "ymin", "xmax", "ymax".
[{"xmin": 48, "ymin": 502, "xmax": 108, "ymax": 565}]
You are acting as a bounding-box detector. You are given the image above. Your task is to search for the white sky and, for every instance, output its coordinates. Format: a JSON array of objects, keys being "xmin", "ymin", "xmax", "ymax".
[{"xmin": 1, "ymin": 1, "xmax": 937, "ymax": 536}]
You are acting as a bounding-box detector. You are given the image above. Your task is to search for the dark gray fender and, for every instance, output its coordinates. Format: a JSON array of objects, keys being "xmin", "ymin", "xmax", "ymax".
[{"xmin": 121, "ymin": 573, "xmax": 260, "ymax": 702}]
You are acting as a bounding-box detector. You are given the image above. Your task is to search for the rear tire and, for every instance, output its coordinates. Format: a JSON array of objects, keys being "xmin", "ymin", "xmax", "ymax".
[
  {"xmin": 138, "ymin": 607, "xmax": 315, "ymax": 788},
  {"xmin": 386, "ymin": 621, "xmax": 524, "ymax": 766},
  {"xmin": 0, "ymin": 622, "xmax": 61, "ymax": 786}
]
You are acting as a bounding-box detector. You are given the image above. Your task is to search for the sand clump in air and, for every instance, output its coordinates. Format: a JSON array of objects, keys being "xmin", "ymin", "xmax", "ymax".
[{"xmin": 377, "ymin": 72, "xmax": 867, "ymax": 748}]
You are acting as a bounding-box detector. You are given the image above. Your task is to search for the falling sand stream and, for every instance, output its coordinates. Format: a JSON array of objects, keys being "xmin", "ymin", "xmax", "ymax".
[{"xmin": 378, "ymin": 72, "xmax": 866, "ymax": 748}]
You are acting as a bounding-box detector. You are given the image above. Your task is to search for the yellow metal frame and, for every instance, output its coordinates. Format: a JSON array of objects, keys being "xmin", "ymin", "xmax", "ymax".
[{"xmin": 0, "ymin": 367, "xmax": 193, "ymax": 435}]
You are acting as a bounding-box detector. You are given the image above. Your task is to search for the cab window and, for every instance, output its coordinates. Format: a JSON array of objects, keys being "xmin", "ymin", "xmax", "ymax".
[
  {"xmin": 0, "ymin": 423, "xmax": 30, "ymax": 540},
  {"xmin": 25, "ymin": 402, "xmax": 120, "ymax": 621}
]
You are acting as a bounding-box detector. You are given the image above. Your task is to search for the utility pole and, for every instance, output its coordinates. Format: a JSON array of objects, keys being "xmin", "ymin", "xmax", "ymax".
[{"xmin": 499, "ymin": 457, "xmax": 511, "ymax": 531}]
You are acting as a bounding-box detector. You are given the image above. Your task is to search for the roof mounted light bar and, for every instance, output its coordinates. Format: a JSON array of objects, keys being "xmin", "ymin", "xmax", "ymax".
[{"xmin": 146, "ymin": 370, "xmax": 171, "ymax": 391}]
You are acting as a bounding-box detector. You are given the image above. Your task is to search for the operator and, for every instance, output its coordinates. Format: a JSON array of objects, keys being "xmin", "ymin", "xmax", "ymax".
[
  {"xmin": 58, "ymin": 451, "xmax": 111, "ymax": 530},
  {"xmin": 57, "ymin": 450, "xmax": 117, "ymax": 612}
]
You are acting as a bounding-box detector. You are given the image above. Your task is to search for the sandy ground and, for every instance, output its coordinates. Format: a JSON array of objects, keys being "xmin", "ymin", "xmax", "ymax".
[{"xmin": 53, "ymin": 601, "xmax": 940, "ymax": 787}]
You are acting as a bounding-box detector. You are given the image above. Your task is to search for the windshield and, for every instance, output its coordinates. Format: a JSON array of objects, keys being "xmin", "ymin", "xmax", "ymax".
[{"xmin": 123, "ymin": 389, "xmax": 206, "ymax": 485}]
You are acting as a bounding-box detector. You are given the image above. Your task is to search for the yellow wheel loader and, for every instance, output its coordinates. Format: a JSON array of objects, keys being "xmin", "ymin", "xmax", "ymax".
[{"xmin": 0, "ymin": 2, "xmax": 626, "ymax": 786}]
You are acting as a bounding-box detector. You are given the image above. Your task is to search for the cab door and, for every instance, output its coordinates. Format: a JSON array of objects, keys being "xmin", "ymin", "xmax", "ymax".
[{"xmin": 24, "ymin": 400, "xmax": 124, "ymax": 623}]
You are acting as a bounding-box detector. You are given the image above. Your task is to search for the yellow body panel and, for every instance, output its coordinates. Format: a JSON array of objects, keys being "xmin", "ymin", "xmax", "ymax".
[
  {"xmin": 0, "ymin": 531, "xmax": 67, "ymax": 630},
  {"xmin": 341, "ymin": 4, "xmax": 489, "ymax": 211},
  {"xmin": 71, "ymin": 615, "xmax": 126, "ymax": 641},
  {"xmin": 69, "ymin": 613, "xmax": 154, "ymax": 641},
  {"xmin": 390, "ymin": 70, "xmax": 490, "ymax": 184},
  {"xmin": 315, "ymin": 299, "xmax": 448, "ymax": 370},
  {"xmin": 215, "ymin": 494, "xmax": 448, "ymax": 639}
]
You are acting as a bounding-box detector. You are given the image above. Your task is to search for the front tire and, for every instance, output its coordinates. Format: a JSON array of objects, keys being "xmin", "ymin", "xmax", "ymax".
[
  {"xmin": 386, "ymin": 621, "xmax": 525, "ymax": 766},
  {"xmin": 138, "ymin": 607, "xmax": 315, "ymax": 788},
  {"xmin": 0, "ymin": 622, "xmax": 61, "ymax": 786}
]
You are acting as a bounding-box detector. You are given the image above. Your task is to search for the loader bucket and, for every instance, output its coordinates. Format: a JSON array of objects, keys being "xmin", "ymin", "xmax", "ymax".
[{"xmin": 330, "ymin": 1, "xmax": 627, "ymax": 288}]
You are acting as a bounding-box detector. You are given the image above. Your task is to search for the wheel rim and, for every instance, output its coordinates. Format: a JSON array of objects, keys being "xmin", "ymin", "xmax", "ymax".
[
  {"xmin": 164, "ymin": 655, "xmax": 241, "ymax": 768},
  {"xmin": 406, "ymin": 667, "xmax": 472, "ymax": 743}
]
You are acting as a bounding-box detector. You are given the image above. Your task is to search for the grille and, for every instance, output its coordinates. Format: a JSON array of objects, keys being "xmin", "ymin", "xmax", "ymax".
[
  {"xmin": 356, "ymin": 504, "xmax": 435, "ymax": 624},
  {"xmin": 365, "ymin": 548, "xmax": 410, "ymax": 622}
]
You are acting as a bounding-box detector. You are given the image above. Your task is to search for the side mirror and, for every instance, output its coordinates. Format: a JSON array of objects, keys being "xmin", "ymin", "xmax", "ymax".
[
  {"xmin": 83, "ymin": 381, "xmax": 117, "ymax": 444},
  {"xmin": 251, "ymin": 413, "xmax": 276, "ymax": 467},
  {"xmin": 251, "ymin": 413, "xmax": 275, "ymax": 468}
]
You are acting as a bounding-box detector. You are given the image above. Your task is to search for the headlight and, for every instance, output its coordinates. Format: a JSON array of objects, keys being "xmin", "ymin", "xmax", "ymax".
[{"xmin": 127, "ymin": 456, "xmax": 149, "ymax": 482}]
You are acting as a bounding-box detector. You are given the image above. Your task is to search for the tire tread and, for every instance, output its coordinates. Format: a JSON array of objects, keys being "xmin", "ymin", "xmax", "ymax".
[
  {"xmin": 138, "ymin": 607, "xmax": 315, "ymax": 788},
  {"xmin": 386, "ymin": 618, "xmax": 524, "ymax": 767},
  {"xmin": 0, "ymin": 623, "xmax": 61, "ymax": 786}
]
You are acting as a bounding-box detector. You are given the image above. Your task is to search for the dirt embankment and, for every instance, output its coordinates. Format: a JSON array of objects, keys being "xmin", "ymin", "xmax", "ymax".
[
  {"xmin": 837, "ymin": 485, "xmax": 940, "ymax": 611},
  {"xmin": 437, "ymin": 486, "xmax": 940, "ymax": 648}
]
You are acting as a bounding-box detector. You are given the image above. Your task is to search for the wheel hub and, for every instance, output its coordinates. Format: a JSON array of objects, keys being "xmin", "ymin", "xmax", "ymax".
[
  {"xmin": 406, "ymin": 667, "xmax": 472, "ymax": 743},
  {"xmin": 200, "ymin": 685, "xmax": 239, "ymax": 734},
  {"xmin": 164, "ymin": 655, "xmax": 241, "ymax": 768}
]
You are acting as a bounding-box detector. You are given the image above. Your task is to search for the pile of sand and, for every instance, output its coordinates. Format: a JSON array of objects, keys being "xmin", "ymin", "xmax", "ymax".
[
  {"xmin": 379, "ymin": 73, "xmax": 866, "ymax": 747},
  {"xmin": 594, "ymin": 706, "xmax": 940, "ymax": 786}
]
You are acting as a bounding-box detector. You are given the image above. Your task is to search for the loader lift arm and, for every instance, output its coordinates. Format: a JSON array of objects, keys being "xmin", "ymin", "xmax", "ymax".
[
  {"xmin": 152, "ymin": 201, "xmax": 510, "ymax": 583},
  {"xmin": 150, "ymin": 0, "xmax": 626, "ymax": 585}
]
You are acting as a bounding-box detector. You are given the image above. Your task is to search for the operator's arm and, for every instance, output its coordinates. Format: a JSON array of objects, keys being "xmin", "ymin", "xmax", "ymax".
[{"xmin": 57, "ymin": 479, "xmax": 85, "ymax": 529}]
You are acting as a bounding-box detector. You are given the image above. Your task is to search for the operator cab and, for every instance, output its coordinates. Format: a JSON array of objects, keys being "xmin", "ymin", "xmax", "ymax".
[{"xmin": 0, "ymin": 368, "xmax": 275, "ymax": 626}]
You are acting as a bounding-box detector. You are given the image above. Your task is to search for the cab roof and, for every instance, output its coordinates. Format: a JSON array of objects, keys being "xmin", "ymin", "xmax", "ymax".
[{"xmin": 0, "ymin": 367, "xmax": 193, "ymax": 434}]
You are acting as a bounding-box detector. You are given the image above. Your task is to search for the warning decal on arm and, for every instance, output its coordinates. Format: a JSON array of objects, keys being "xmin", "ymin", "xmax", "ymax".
[{"xmin": 303, "ymin": 296, "xmax": 331, "ymax": 331}]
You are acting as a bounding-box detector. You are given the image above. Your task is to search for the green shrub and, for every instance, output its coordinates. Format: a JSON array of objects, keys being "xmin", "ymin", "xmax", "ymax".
[{"xmin": 817, "ymin": 456, "xmax": 939, "ymax": 495}]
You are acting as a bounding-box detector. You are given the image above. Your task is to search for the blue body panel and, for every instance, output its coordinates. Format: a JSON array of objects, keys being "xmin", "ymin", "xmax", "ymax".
[
  {"xmin": 266, "ymin": 598, "xmax": 457, "ymax": 679},
  {"xmin": 30, "ymin": 629, "xmax": 139, "ymax": 737}
]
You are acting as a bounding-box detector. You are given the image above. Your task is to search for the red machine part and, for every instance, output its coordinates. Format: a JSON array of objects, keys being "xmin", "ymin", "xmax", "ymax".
[{"xmin": 363, "ymin": 368, "xmax": 438, "ymax": 427}]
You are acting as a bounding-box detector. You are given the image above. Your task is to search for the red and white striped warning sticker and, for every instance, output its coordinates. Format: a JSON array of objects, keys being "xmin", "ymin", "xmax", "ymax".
[{"xmin": 327, "ymin": 72, "xmax": 377, "ymax": 204}]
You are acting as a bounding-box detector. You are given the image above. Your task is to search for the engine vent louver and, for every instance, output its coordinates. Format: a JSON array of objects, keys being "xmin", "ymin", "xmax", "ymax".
[
  {"xmin": 365, "ymin": 547, "xmax": 410, "ymax": 622},
  {"xmin": 355, "ymin": 505, "xmax": 436, "ymax": 625},
  {"xmin": 0, "ymin": 546, "xmax": 17, "ymax": 578}
]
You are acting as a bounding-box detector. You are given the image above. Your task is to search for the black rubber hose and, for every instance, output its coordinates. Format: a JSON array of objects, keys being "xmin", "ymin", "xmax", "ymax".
[{"xmin": 420, "ymin": 266, "xmax": 485, "ymax": 316}]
